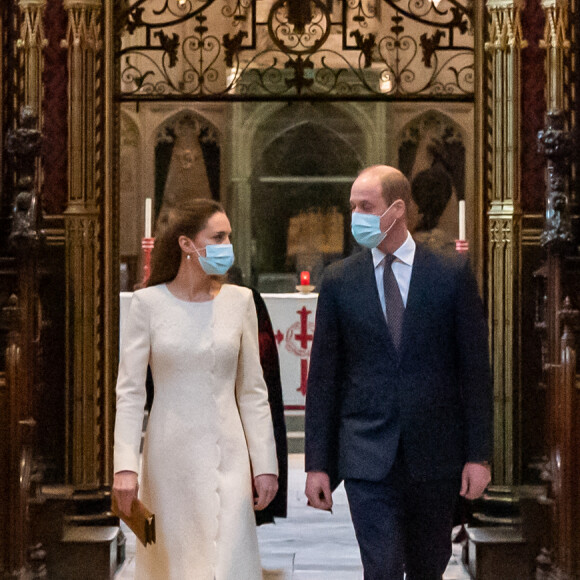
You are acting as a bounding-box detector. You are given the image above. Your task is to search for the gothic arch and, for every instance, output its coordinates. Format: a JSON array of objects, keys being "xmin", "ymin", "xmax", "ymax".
[{"xmin": 230, "ymin": 101, "xmax": 386, "ymax": 279}]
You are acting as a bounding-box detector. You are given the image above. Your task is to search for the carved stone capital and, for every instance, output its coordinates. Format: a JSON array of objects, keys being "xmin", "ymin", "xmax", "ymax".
[{"xmin": 485, "ymin": 1, "xmax": 528, "ymax": 51}]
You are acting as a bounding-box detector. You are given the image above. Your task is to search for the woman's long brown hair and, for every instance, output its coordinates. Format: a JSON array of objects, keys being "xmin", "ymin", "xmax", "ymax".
[{"xmin": 147, "ymin": 199, "xmax": 225, "ymax": 287}]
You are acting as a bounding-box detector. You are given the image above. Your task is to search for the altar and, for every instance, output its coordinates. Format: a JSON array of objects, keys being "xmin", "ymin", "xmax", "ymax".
[
  {"xmin": 119, "ymin": 291, "xmax": 318, "ymax": 410},
  {"xmin": 261, "ymin": 292, "xmax": 317, "ymax": 410}
]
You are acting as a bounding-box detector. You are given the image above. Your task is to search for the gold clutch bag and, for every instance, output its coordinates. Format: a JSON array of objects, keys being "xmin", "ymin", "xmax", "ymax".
[{"xmin": 112, "ymin": 495, "xmax": 156, "ymax": 547}]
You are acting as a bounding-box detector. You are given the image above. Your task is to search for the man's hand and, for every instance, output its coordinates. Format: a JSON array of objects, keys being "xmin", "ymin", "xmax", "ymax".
[
  {"xmin": 254, "ymin": 474, "xmax": 278, "ymax": 511},
  {"xmin": 113, "ymin": 470, "xmax": 139, "ymax": 516},
  {"xmin": 460, "ymin": 462, "xmax": 491, "ymax": 500},
  {"xmin": 305, "ymin": 471, "xmax": 333, "ymax": 511}
]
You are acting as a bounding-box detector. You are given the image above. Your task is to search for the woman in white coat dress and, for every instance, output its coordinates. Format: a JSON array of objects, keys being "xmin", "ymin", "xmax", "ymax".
[{"xmin": 113, "ymin": 199, "xmax": 279, "ymax": 580}]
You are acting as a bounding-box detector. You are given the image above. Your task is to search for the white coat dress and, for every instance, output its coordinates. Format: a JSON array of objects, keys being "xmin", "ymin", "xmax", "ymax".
[{"xmin": 114, "ymin": 283, "xmax": 278, "ymax": 580}]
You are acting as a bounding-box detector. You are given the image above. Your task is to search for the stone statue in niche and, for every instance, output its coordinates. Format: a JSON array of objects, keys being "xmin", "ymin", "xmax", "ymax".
[
  {"xmin": 156, "ymin": 112, "xmax": 220, "ymax": 223},
  {"xmin": 398, "ymin": 111, "xmax": 465, "ymax": 254}
]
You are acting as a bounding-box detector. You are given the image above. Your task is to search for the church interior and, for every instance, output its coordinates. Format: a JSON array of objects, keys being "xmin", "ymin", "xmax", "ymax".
[{"xmin": 1, "ymin": 0, "xmax": 579, "ymax": 578}]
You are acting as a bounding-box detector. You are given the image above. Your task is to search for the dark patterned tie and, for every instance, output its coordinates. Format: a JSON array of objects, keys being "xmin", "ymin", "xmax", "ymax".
[{"xmin": 383, "ymin": 254, "xmax": 404, "ymax": 350}]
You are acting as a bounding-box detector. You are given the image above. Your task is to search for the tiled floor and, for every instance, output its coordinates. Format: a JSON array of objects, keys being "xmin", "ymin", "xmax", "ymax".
[{"xmin": 115, "ymin": 454, "xmax": 470, "ymax": 579}]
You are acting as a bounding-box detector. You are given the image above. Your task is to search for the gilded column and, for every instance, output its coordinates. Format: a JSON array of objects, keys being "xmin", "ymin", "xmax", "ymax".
[
  {"xmin": 540, "ymin": 0, "xmax": 570, "ymax": 112},
  {"xmin": 16, "ymin": 0, "xmax": 47, "ymax": 120},
  {"xmin": 62, "ymin": 0, "xmax": 104, "ymax": 486},
  {"xmin": 485, "ymin": 0, "xmax": 527, "ymax": 485},
  {"xmin": 17, "ymin": 0, "xmax": 47, "ymax": 198}
]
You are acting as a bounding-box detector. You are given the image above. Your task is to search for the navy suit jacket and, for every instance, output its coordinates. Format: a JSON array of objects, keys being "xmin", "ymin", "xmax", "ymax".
[{"xmin": 304, "ymin": 243, "xmax": 492, "ymax": 486}]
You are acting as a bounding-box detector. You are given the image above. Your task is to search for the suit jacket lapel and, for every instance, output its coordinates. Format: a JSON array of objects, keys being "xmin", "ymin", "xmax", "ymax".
[{"xmin": 400, "ymin": 243, "xmax": 431, "ymax": 356}]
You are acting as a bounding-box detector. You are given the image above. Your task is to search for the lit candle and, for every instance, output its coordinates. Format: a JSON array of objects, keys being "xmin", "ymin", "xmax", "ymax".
[
  {"xmin": 458, "ymin": 200, "xmax": 466, "ymax": 241},
  {"xmin": 300, "ymin": 271, "xmax": 310, "ymax": 286},
  {"xmin": 145, "ymin": 197, "xmax": 152, "ymax": 238}
]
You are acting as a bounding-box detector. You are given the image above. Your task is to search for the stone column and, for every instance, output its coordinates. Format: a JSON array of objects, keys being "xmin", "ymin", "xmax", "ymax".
[
  {"xmin": 231, "ymin": 102, "xmax": 256, "ymax": 283},
  {"xmin": 61, "ymin": 0, "xmax": 104, "ymax": 487},
  {"xmin": 485, "ymin": 0, "xmax": 528, "ymax": 485},
  {"xmin": 231, "ymin": 177, "xmax": 253, "ymax": 281}
]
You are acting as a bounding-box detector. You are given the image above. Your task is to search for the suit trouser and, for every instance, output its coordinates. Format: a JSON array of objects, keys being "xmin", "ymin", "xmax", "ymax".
[{"xmin": 344, "ymin": 449, "xmax": 461, "ymax": 580}]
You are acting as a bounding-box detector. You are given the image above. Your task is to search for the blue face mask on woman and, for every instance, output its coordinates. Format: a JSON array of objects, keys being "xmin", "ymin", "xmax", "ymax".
[
  {"xmin": 194, "ymin": 243, "xmax": 235, "ymax": 275},
  {"xmin": 351, "ymin": 203, "xmax": 397, "ymax": 249}
]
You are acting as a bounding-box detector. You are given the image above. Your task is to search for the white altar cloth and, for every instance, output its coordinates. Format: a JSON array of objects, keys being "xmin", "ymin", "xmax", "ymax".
[{"xmin": 262, "ymin": 293, "xmax": 318, "ymax": 409}]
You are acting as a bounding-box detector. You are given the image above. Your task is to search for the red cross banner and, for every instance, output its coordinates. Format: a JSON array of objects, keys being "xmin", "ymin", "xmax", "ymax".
[{"xmin": 262, "ymin": 292, "xmax": 318, "ymax": 410}]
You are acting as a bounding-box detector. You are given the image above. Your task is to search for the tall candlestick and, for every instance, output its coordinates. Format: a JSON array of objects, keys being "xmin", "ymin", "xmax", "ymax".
[
  {"xmin": 142, "ymin": 237, "xmax": 155, "ymax": 285},
  {"xmin": 145, "ymin": 197, "xmax": 152, "ymax": 238},
  {"xmin": 458, "ymin": 200, "xmax": 466, "ymax": 241}
]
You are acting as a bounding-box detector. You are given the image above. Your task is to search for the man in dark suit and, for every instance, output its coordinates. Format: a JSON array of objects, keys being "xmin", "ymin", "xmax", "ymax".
[{"xmin": 304, "ymin": 165, "xmax": 492, "ymax": 580}]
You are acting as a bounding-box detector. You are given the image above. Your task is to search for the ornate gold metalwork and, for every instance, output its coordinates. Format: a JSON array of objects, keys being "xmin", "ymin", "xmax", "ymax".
[
  {"xmin": 16, "ymin": 0, "xmax": 47, "ymax": 211},
  {"xmin": 485, "ymin": 0, "xmax": 528, "ymax": 52},
  {"xmin": 540, "ymin": 0, "xmax": 570, "ymax": 114},
  {"xmin": 117, "ymin": 0, "xmax": 475, "ymax": 99},
  {"xmin": 485, "ymin": 0, "xmax": 527, "ymax": 485},
  {"xmin": 16, "ymin": 0, "xmax": 47, "ymax": 121},
  {"xmin": 62, "ymin": 0, "xmax": 105, "ymax": 487}
]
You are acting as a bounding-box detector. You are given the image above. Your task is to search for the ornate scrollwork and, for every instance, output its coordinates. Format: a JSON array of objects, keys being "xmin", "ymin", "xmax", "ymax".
[
  {"xmin": 268, "ymin": 0, "xmax": 331, "ymax": 54},
  {"xmin": 118, "ymin": 0, "xmax": 474, "ymax": 98}
]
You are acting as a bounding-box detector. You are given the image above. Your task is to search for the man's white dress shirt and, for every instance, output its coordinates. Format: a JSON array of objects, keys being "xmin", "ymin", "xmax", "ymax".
[{"xmin": 371, "ymin": 231, "xmax": 416, "ymax": 318}]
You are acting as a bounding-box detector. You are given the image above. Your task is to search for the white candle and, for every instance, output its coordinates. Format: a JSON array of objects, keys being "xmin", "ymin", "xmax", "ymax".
[
  {"xmin": 458, "ymin": 200, "xmax": 466, "ymax": 241},
  {"xmin": 145, "ymin": 197, "xmax": 152, "ymax": 238}
]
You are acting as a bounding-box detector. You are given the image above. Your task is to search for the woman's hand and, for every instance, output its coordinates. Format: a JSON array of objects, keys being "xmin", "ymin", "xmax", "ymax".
[
  {"xmin": 253, "ymin": 474, "xmax": 278, "ymax": 511},
  {"xmin": 113, "ymin": 470, "xmax": 139, "ymax": 516}
]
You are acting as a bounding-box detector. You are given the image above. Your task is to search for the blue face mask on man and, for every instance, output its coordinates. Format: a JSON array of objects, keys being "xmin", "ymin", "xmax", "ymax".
[
  {"xmin": 194, "ymin": 243, "xmax": 235, "ymax": 275},
  {"xmin": 351, "ymin": 203, "xmax": 397, "ymax": 249}
]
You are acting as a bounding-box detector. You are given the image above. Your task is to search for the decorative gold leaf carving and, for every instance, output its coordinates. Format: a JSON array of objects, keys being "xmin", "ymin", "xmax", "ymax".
[{"xmin": 485, "ymin": 4, "xmax": 528, "ymax": 52}]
